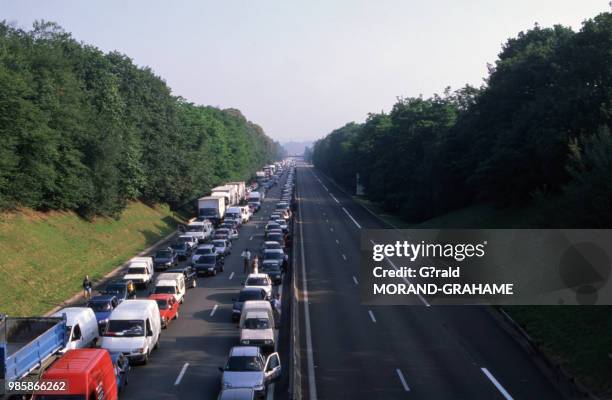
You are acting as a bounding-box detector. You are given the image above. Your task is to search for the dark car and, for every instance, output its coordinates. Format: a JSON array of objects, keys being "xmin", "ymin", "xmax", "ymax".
[
  {"xmin": 167, "ymin": 265, "xmax": 198, "ymax": 289},
  {"xmin": 214, "ymin": 228, "xmax": 230, "ymax": 240},
  {"xmin": 193, "ymin": 254, "xmax": 224, "ymax": 276},
  {"xmin": 101, "ymin": 279, "xmax": 136, "ymax": 303},
  {"xmin": 171, "ymin": 242, "xmax": 193, "ymax": 261},
  {"xmin": 153, "ymin": 247, "xmax": 179, "ymax": 271},
  {"xmin": 110, "ymin": 352, "xmax": 131, "ymax": 394},
  {"xmin": 260, "ymin": 260, "xmax": 282, "ymax": 285},
  {"xmin": 87, "ymin": 294, "xmax": 119, "ymax": 333},
  {"xmin": 232, "ymin": 287, "xmax": 268, "ymax": 321},
  {"xmin": 267, "ymin": 233, "xmax": 285, "ymax": 247}
]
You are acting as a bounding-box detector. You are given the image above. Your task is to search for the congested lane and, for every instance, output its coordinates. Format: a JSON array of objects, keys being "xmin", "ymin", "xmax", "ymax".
[{"xmin": 117, "ymin": 172, "xmax": 292, "ymax": 400}]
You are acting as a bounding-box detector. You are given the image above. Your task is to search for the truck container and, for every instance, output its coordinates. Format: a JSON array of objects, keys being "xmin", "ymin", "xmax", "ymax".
[
  {"xmin": 226, "ymin": 181, "xmax": 246, "ymax": 203},
  {"xmin": 0, "ymin": 315, "xmax": 67, "ymax": 383},
  {"xmin": 198, "ymin": 196, "xmax": 226, "ymax": 224},
  {"xmin": 211, "ymin": 185, "xmax": 238, "ymax": 205}
]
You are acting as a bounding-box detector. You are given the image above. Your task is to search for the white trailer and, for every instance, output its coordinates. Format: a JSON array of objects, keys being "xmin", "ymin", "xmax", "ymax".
[{"xmin": 197, "ymin": 196, "xmax": 226, "ymax": 224}]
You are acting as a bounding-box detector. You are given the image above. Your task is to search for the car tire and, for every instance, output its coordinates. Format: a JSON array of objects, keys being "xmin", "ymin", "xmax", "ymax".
[
  {"xmin": 154, "ymin": 337, "xmax": 160, "ymax": 350},
  {"xmin": 174, "ymin": 311, "xmax": 179, "ymax": 320},
  {"xmin": 142, "ymin": 352, "xmax": 149, "ymax": 365},
  {"xmin": 220, "ymin": 264, "xmax": 224, "ymax": 272}
]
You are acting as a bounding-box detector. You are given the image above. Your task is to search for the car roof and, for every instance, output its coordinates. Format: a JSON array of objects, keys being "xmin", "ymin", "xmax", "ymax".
[
  {"xmin": 197, "ymin": 244, "xmax": 215, "ymax": 249},
  {"xmin": 240, "ymin": 287, "xmax": 265, "ymax": 293},
  {"xmin": 247, "ymin": 273, "xmax": 269, "ymax": 279},
  {"xmin": 148, "ymin": 294, "xmax": 174, "ymax": 301},
  {"xmin": 264, "ymin": 241, "xmax": 280, "ymax": 245},
  {"xmin": 264, "ymin": 248, "xmax": 283, "ymax": 253},
  {"xmin": 229, "ymin": 346, "xmax": 260, "ymax": 357},
  {"xmin": 245, "ymin": 311, "xmax": 269, "ymax": 319}
]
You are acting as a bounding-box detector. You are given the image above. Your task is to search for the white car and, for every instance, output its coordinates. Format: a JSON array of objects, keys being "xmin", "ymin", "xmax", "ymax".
[
  {"xmin": 212, "ymin": 239, "xmax": 231, "ymax": 256},
  {"xmin": 243, "ymin": 273, "xmax": 272, "ymax": 299},
  {"xmin": 123, "ymin": 257, "xmax": 154, "ymax": 288}
]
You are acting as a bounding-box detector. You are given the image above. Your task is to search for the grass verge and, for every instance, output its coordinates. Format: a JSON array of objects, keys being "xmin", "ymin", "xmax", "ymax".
[{"xmin": 0, "ymin": 202, "xmax": 180, "ymax": 316}]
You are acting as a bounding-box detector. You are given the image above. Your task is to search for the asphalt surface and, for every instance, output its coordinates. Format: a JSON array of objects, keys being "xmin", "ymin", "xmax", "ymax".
[
  {"xmin": 294, "ymin": 163, "xmax": 567, "ymax": 400},
  {"xmin": 95, "ymin": 172, "xmax": 294, "ymax": 400}
]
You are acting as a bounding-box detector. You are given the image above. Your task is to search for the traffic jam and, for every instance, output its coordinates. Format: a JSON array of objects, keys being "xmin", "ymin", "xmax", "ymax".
[{"xmin": 0, "ymin": 161, "xmax": 296, "ymax": 400}]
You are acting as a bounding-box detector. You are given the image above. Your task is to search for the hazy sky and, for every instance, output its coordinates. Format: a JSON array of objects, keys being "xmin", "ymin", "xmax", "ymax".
[{"xmin": 1, "ymin": 1, "xmax": 608, "ymax": 141}]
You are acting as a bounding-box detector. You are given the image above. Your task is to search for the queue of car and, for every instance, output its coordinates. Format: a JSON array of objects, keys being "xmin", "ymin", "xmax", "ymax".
[
  {"xmin": 9, "ymin": 161, "xmax": 296, "ymax": 400},
  {"xmin": 219, "ymin": 165, "xmax": 295, "ymax": 399}
]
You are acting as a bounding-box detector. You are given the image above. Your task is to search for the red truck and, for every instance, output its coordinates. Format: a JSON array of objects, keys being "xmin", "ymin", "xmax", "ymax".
[{"xmin": 33, "ymin": 348, "xmax": 118, "ymax": 400}]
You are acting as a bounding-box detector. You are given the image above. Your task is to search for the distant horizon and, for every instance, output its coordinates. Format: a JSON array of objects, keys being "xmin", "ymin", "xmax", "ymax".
[{"xmin": 1, "ymin": 1, "xmax": 608, "ymax": 141}]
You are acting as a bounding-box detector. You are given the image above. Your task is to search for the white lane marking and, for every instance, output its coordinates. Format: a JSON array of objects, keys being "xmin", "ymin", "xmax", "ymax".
[
  {"xmin": 174, "ymin": 363, "xmax": 189, "ymax": 385},
  {"xmin": 342, "ymin": 254, "xmax": 347, "ymax": 261},
  {"xmin": 368, "ymin": 310, "xmax": 377, "ymax": 323},
  {"xmin": 229, "ymin": 272, "xmax": 235, "ymax": 280},
  {"xmin": 298, "ymin": 186, "xmax": 318, "ymax": 400},
  {"xmin": 342, "ymin": 207, "xmax": 362, "ymax": 229},
  {"xmin": 370, "ymin": 239, "xmax": 430, "ymax": 307},
  {"xmin": 322, "ymin": 184, "xmax": 329, "ymax": 191},
  {"xmin": 335, "ymin": 239, "xmax": 339, "ymax": 245},
  {"xmin": 353, "ymin": 276, "xmax": 359, "ymax": 285},
  {"xmin": 481, "ymin": 368, "xmax": 513, "ymax": 400},
  {"xmin": 249, "ymin": 236, "xmax": 253, "ymax": 240},
  {"xmin": 325, "ymin": 219, "xmax": 329, "ymax": 223},
  {"xmin": 329, "ymin": 227, "xmax": 334, "ymax": 232},
  {"xmin": 330, "ymin": 193, "xmax": 340, "ymax": 204},
  {"xmin": 210, "ymin": 304, "xmax": 218, "ymax": 317},
  {"xmin": 396, "ymin": 368, "xmax": 410, "ymax": 392}
]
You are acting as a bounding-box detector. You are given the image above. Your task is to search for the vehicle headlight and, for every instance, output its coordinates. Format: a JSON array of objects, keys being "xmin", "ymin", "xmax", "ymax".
[
  {"xmin": 132, "ymin": 348, "xmax": 145, "ymax": 354},
  {"xmin": 264, "ymin": 339, "xmax": 273, "ymax": 344},
  {"xmin": 98, "ymin": 319, "xmax": 109, "ymax": 326},
  {"xmin": 241, "ymin": 340, "xmax": 250, "ymax": 344}
]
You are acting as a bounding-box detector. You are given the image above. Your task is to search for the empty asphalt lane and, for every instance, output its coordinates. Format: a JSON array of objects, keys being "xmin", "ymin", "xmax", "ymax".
[{"xmin": 296, "ymin": 164, "xmax": 566, "ymax": 399}]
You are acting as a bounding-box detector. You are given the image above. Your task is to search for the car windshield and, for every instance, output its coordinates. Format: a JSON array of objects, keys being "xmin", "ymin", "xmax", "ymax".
[
  {"xmin": 155, "ymin": 300, "xmax": 170, "ymax": 309},
  {"xmin": 154, "ymin": 286, "xmax": 176, "ymax": 294},
  {"xmin": 105, "ymin": 320, "xmax": 144, "ymax": 337},
  {"xmin": 267, "ymin": 224, "xmax": 279, "ymax": 229},
  {"xmin": 200, "ymin": 209, "xmax": 216, "ymax": 216},
  {"xmin": 195, "ymin": 248, "xmax": 212, "ymax": 255},
  {"xmin": 127, "ymin": 267, "xmax": 146, "ymax": 274},
  {"xmin": 268, "ymin": 235, "xmax": 282, "ymax": 242},
  {"xmin": 246, "ymin": 277, "xmax": 268, "ymax": 286},
  {"xmin": 217, "ymin": 229, "xmax": 229, "ymax": 234},
  {"xmin": 156, "ymin": 250, "xmax": 172, "ymax": 258},
  {"xmin": 225, "ymin": 356, "xmax": 263, "ymax": 372},
  {"xmin": 187, "ymin": 225, "xmax": 203, "ymax": 232},
  {"xmin": 88, "ymin": 301, "xmax": 112, "ymax": 312},
  {"xmin": 238, "ymin": 290, "xmax": 264, "ymax": 302},
  {"xmin": 265, "ymin": 243, "xmax": 281, "ymax": 249},
  {"xmin": 265, "ymin": 252, "xmax": 283, "ymax": 260},
  {"xmin": 171, "ymin": 243, "xmax": 186, "ymax": 250},
  {"xmin": 212, "ymin": 241, "xmax": 225, "ymax": 247},
  {"xmin": 197, "ymin": 255, "xmax": 216, "ymax": 264},
  {"xmin": 244, "ymin": 318, "xmax": 270, "ymax": 329}
]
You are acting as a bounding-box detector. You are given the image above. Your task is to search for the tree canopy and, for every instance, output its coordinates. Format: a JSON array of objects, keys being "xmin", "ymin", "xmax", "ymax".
[
  {"xmin": 0, "ymin": 21, "xmax": 282, "ymax": 217},
  {"xmin": 312, "ymin": 12, "xmax": 612, "ymax": 227}
]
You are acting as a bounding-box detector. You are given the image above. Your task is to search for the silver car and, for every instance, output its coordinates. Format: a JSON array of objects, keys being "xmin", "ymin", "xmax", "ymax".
[{"xmin": 218, "ymin": 346, "xmax": 281, "ymax": 399}]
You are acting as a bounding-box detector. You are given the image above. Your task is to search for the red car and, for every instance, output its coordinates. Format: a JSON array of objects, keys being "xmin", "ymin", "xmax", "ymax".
[{"xmin": 149, "ymin": 293, "xmax": 180, "ymax": 328}]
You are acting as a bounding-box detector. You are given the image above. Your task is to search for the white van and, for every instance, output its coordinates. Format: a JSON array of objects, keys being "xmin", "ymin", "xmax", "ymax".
[
  {"xmin": 239, "ymin": 301, "xmax": 275, "ymax": 353},
  {"xmin": 240, "ymin": 206, "xmax": 251, "ymax": 223},
  {"xmin": 123, "ymin": 257, "xmax": 154, "ymax": 288},
  {"xmin": 99, "ymin": 300, "xmax": 161, "ymax": 365},
  {"xmin": 153, "ymin": 273, "xmax": 185, "ymax": 304},
  {"xmin": 52, "ymin": 307, "xmax": 99, "ymax": 351},
  {"xmin": 225, "ymin": 207, "xmax": 243, "ymax": 224}
]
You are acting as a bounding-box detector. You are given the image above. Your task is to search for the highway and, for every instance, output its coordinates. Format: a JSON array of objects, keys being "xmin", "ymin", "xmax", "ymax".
[
  {"xmin": 293, "ymin": 164, "xmax": 567, "ymax": 400},
  {"xmin": 109, "ymin": 172, "xmax": 292, "ymax": 400}
]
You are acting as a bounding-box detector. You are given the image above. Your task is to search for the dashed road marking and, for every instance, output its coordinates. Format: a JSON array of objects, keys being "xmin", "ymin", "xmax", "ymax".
[
  {"xmin": 210, "ymin": 304, "xmax": 218, "ymax": 317},
  {"xmin": 342, "ymin": 207, "xmax": 362, "ymax": 229},
  {"xmin": 396, "ymin": 368, "xmax": 410, "ymax": 392},
  {"xmin": 342, "ymin": 254, "xmax": 347, "ymax": 261},
  {"xmin": 368, "ymin": 310, "xmax": 377, "ymax": 323},
  {"xmin": 229, "ymin": 272, "xmax": 234, "ymax": 280},
  {"xmin": 481, "ymin": 368, "xmax": 513, "ymax": 400},
  {"xmin": 352, "ymin": 276, "xmax": 358, "ymax": 285},
  {"xmin": 174, "ymin": 363, "xmax": 189, "ymax": 385}
]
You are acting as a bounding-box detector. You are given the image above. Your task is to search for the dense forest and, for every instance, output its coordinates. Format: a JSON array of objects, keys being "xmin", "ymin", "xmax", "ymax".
[
  {"xmin": 312, "ymin": 12, "xmax": 612, "ymax": 227},
  {"xmin": 0, "ymin": 21, "xmax": 283, "ymax": 217}
]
